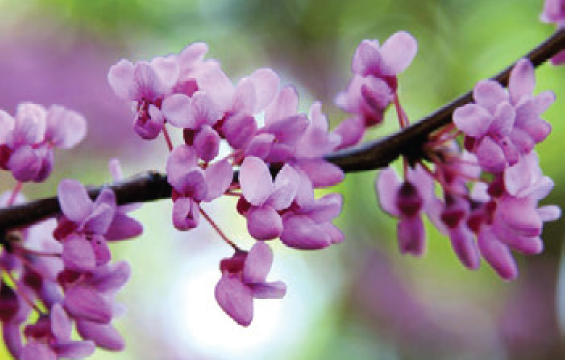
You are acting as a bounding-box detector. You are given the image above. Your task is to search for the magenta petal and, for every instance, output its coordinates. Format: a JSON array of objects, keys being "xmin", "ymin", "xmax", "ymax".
[
  {"xmin": 64, "ymin": 287, "xmax": 112, "ymax": 323},
  {"xmin": 448, "ymin": 227, "xmax": 480, "ymax": 270},
  {"xmin": 87, "ymin": 261, "xmax": 131, "ymax": 293},
  {"xmin": 204, "ymin": 159, "xmax": 233, "ymax": 201},
  {"xmin": 473, "ymin": 80, "xmax": 508, "ymax": 114},
  {"xmin": 304, "ymin": 193, "xmax": 343, "ymax": 223},
  {"xmin": 246, "ymin": 206, "xmax": 283, "ymax": 240},
  {"xmin": 264, "ymin": 85, "xmax": 299, "ymax": 126},
  {"xmin": 265, "ymin": 114, "xmax": 309, "ymax": 145},
  {"xmin": 7, "ymin": 146, "xmax": 42, "ymax": 182},
  {"xmin": 176, "ymin": 169, "xmax": 208, "ymax": 201},
  {"xmin": 333, "ymin": 116, "xmax": 365, "ymax": 150},
  {"xmin": 178, "ymin": 42, "xmax": 208, "ymax": 67},
  {"xmin": 21, "ymin": 343, "xmax": 57, "ymax": 360},
  {"xmin": 134, "ymin": 105, "xmax": 164, "ymax": 140},
  {"xmin": 297, "ymin": 159, "xmax": 344, "ymax": 187},
  {"xmin": 494, "ymin": 223, "xmax": 543, "ymax": 255},
  {"xmin": 351, "ymin": 40, "xmax": 381, "ymax": 76},
  {"xmin": 223, "ymin": 114, "xmax": 257, "ymax": 149},
  {"xmin": 197, "ymin": 65, "xmax": 235, "ymax": 112},
  {"xmin": 12, "ymin": 103, "xmax": 46, "ymax": 146},
  {"xmin": 376, "ymin": 167, "xmax": 400, "ymax": 216},
  {"xmin": 108, "ymin": 60, "xmax": 134, "ymax": 100},
  {"xmin": 92, "ymin": 235, "xmax": 111, "ymax": 266},
  {"xmin": 244, "ymin": 133, "xmax": 274, "ymax": 159},
  {"xmin": 490, "ymin": 102, "xmax": 516, "ymax": 136},
  {"xmin": 232, "ymin": 78, "xmax": 257, "ymax": 115},
  {"xmin": 397, "ymin": 216, "xmax": 425, "ymax": 256},
  {"xmin": 380, "ymin": 31, "xmax": 418, "ymax": 75},
  {"xmin": 509, "ymin": 59, "xmax": 535, "ymax": 104},
  {"xmin": 243, "ymin": 242, "xmax": 273, "ymax": 283},
  {"xmin": 58, "ymin": 179, "xmax": 93, "ymax": 224},
  {"xmin": 0, "ymin": 110, "xmax": 14, "ymax": 143},
  {"xmin": 150, "ymin": 56, "xmax": 180, "ymax": 91},
  {"xmin": 538, "ymin": 205, "xmax": 561, "ymax": 222},
  {"xmin": 51, "ymin": 303, "xmax": 72, "ymax": 341},
  {"xmin": 166, "ymin": 145, "xmax": 199, "ymax": 188},
  {"xmin": 477, "ymin": 227, "xmax": 518, "ymax": 280},
  {"xmin": 215, "ymin": 275, "xmax": 254, "ymax": 326},
  {"xmin": 83, "ymin": 202, "xmax": 115, "ymax": 235},
  {"xmin": 133, "ymin": 62, "xmax": 164, "ymax": 101},
  {"xmin": 250, "ymin": 281, "xmax": 286, "ymax": 299},
  {"xmin": 499, "ymin": 198, "xmax": 542, "ymax": 237},
  {"xmin": 247, "ymin": 68, "xmax": 280, "ymax": 112},
  {"xmin": 240, "ymin": 156, "xmax": 274, "ymax": 206},
  {"xmin": 280, "ymin": 215, "xmax": 331, "ymax": 250},
  {"xmin": 270, "ymin": 164, "xmax": 299, "ymax": 210},
  {"xmin": 172, "ymin": 197, "xmax": 200, "ymax": 230},
  {"xmin": 191, "ymin": 91, "xmax": 222, "ymax": 126},
  {"xmin": 194, "ymin": 125, "xmax": 220, "ymax": 162},
  {"xmin": 476, "ymin": 137, "xmax": 506, "ymax": 173},
  {"xmin": 76, "ymin": 320, "xmax": 125, "ymax": 351},
  {"xmin": 52, "ymin": 341, "xmax": 96, "ymax": 359},
  {"xmin": 62, "ymin": 236, "xmax": 96, "ymax": 272},
  {"xmin": 161, "ymin": 94, "xmax": 193, "ymax": 128},
  {"xmin": 453, "ymin": 104, "xmax": 492, "ymax": 137},
  {"xmin": 45, "ymin": 106, "xmax": 86, "ymax": 149},
  {"xmin": 533, "ymin": 90, "xmax": 556, "ymax": 114},
  {"xmin": 105, "ymin": 213, "xmax": 143, "ymax": 241}
]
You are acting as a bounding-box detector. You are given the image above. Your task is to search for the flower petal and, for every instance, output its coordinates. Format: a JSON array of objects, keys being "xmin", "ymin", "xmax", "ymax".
[
  {"xmin": 58, "ymin": 179, "xmax": 93, "ymax": 224},
  {"xmin": 380, "ymin": 31, "xmax": 418, "ymax": 75},
  {"xmin": 243, "ymin": 242, "xmax": 273, "ymax": 283},
  {"xmin": 215, "ymin": 274, "xmax": 254, "ymax": 326},
  {"xmin": 240, "ymin": 156, "xmax": 273, "ymax": 206}
]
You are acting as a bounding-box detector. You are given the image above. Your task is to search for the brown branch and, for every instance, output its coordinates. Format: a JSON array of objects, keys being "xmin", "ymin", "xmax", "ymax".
[{"xmin": 0, "ymin": 28, "xmax": 564, "ymax": 231}]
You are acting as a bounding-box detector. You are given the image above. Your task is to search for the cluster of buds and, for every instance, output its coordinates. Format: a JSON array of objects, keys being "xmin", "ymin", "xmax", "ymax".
[{"xmin": 376, "ymin": 58, "xmax": 560, "ymax": 280}]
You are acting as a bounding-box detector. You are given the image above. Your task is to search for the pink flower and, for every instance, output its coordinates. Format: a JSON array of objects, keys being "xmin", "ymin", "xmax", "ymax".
[
  {"xmin": 453, "ymin": 59, "xmax": 554, "ymax": 173},
  {"xmin": 215, "ymin": 242, "xmax": 286, "ymax": 326},
  {"xmin": 239, "ymin": 156, "xmax": 299, "ymax": 240},
  {"xmin": 376, "ymin": 165, "xmax": 434, "ymax": 256},
  {"xmin": 336, "ymin": 31, "xmax": 417, "ymax": 127}
]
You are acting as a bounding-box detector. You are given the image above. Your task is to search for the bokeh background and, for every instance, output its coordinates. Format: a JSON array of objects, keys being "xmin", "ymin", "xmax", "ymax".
[{"xmin": 0, "ymin": 0, "xmax": 564, "ymax": 359}]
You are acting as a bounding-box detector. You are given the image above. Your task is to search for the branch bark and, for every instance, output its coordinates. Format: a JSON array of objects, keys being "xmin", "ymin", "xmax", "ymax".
[{"xmin": 1, "ymin": 28, "xmax": 564, "ymax": 231}]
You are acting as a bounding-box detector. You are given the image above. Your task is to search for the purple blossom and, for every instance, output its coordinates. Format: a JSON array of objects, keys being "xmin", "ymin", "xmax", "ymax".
[
  {"xmin": 0, "ymin": 103, "xmax": 86, "ymax": 183},
  {"xmin": 336, "ymin": 31, "xmax": 417, "ymax": 127},
  {"xmin": 215, "ymin": 242, "xmax": 286, "ymax": 326},
  {"xmin": 166, "ymin": 145, "xmax": 233, "ymax": 230},
  {"xmin": 453, "ymin": 59, "xmax": 554, "ymax": 173},
  {"xmin": 108, "ymin": 56, "xmax": 179, "ymax": 139},
  {"xmin": 239, "ymin": 156, "xmax": 299, "ymax": 240},
  {"xmin": 376, "ymin": 165, "xmax": 434, "ymax": 256}
]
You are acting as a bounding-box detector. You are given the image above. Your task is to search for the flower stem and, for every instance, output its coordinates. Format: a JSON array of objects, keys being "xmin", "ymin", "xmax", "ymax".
[{"xmin": 200, "ymin": 207, "xmax": 240, "ymax": 251}]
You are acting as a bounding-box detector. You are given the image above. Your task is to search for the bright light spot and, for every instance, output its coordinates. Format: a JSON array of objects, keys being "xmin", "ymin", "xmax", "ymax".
[{"xmin": 164, "ymin": 247, "xmax": 333, "ymax": 360}]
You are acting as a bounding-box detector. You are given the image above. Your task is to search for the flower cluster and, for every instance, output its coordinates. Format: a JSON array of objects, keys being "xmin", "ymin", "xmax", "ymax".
[
  {"xmin": 0, "ymin": 159, "xmax": 142, "ymax": 359},
  {"xmin": 541, "ymin": 0, "xmax": 565, "ymax": 64},
  {"xmin": 376, "ymin": 59, "xmax": 560, "ymax": 280},
  {"xmin": 335, "ymin": 31, "xmax": 417, "ymax": 145},
  {"xmin": 108, "ymin": 39, "xmax": 372, "ymax": 325},
  {"xmin": 0, "ymin": 103, "xmax": 86, "ymax": 183}
]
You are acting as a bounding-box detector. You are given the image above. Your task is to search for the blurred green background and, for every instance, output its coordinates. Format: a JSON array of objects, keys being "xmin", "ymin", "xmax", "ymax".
[{"xmin": 0, "ymin": 0, "xmax": 564, "ymax": 359}]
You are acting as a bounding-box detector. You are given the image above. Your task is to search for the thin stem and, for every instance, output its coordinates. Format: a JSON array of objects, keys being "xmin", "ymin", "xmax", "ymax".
[
  {"xmin": 2, "ymin": 269, "xmax": 45, "ymax": 315},
  {"xmin": 162, "ymin": 125, "xmax": 174, "ymax": 152},
  {"xmin": 393, "ymin": 93, "xmax": 409, "ymax": 128},
  {"xmin": 7, "ymin": 182, "xmax": 23, "ymax": 207},
  {"xmin": 199, "ymin": 207, "xmax": 240, "ymax": 251}
]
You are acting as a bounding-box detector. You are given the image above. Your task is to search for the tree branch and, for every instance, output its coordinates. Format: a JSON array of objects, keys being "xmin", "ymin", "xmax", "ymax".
[{"xmin": 0, "ymin": 28, "xmax": 564, "ymax": 231}]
